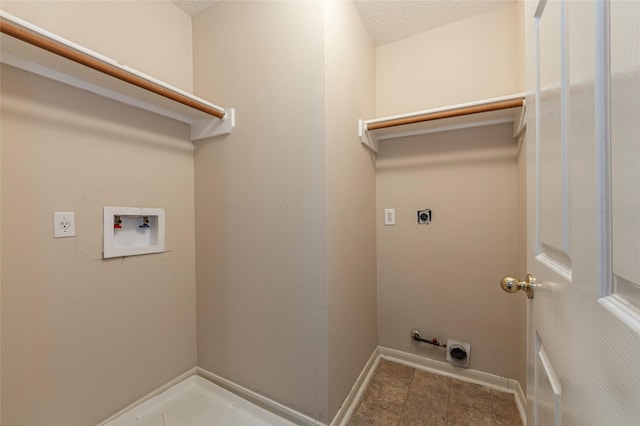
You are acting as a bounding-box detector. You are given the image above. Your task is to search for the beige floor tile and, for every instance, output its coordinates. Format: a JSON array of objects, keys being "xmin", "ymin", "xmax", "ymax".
[
  {"xmin": 409, "ymin": 370, "xmax": 450, "ymax": 398},
  {"xmin": 348, "ymin": 401, "xmax": 401, "ymax": 426},
  {"xmin": 399, "ymin": 390, "xmax": 448, "ymax": 425},
  {"xmin": 446, "ymin": 407, "xmax": 495, "ymax": 425},
  {"xmin": 375, "ymin": 359, "xmax": 415, "ymax": 388},
  {"xmin": 491, "ymin": 390, "xmax": 523, "ymax": 426},
  {"xmin": 362, "ymin": 374, "xmax": 410, "ymax": 415},
  {"xmin": 447, "ymin": 379, "xmax": 494, "ymax": 424},
  {"xmin": 449, "ymin": 379, "xmax": 492, "ymax": 406},
  {"xmin": 495, "ymin": 417, "xmax": 525, "ymax": 426},
  {"xmin": 397, "ymin": 419, "xmax": 423, "ymax": 426},
  {"xmin": 398, "ymin": 416, "xmax": 445, "ymax": 426},
  {"xmin": 447, "ymin": 420, "xmax": 491, "ymax": 426},
  {"xmin": 349, "ymin": 360, "xmax": 522, "ymax": 426}
]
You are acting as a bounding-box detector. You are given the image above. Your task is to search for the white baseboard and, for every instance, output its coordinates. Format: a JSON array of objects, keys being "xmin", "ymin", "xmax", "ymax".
[
  {"xmin": 330, "ymin": 348, "xmax": 381, "ymax": 426},
  {"xmin": 378, "ymin": 346, "xmax": 527, "ymax": 425},
  {"xmin": 99, "ymin": 366, "xmax": 325, "ymax": 426},
  {"xmin": 514, "ymin": 382, "xmax": 527, "ymax": 426},
  {"xmin": 196, "ymin": 367, "xmax": 325, "ymax": 426},
  {"xmin": 96, "ymin": 367, "xmax": 198, "ymax": 426},
  {"xmin": 98, "ymin": 350, "xmax": 527, "ymax": 426}
]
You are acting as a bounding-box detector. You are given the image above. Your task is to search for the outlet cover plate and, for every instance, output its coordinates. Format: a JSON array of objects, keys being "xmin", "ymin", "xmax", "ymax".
[
  {"xmin": 53, "ymin": 211, "xmax": 75, "ymax": 238},
  {"xmin": 384, "ymin": 208, "xmax": 396, "ymax": 225}
]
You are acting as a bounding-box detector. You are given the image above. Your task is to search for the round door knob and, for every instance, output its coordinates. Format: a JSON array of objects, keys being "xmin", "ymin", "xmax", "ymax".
[
  {"xmin": 500, "ymin": 274, "xmax": 537, "ymax": 299},
  {"xmin": 500, "ymin": 276, "xmax": 521, "ymax": 293}
]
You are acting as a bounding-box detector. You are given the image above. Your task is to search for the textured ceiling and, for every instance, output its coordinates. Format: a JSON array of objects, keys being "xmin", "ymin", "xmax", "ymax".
[
  {"xmin": 171, "ymin": 0, "xmax": 220, "ymax": 17},
  {"xmin": 171, "ymin": 0, "xmax": 513, "ymax": 46},
  {"xmin": 353, "ymin": 0, "xmax": 514, "ymax": 46}
]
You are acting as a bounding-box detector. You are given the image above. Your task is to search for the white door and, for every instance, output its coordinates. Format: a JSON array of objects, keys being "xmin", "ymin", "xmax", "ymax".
[{"xmin": 522, "ymin": 0, "xmax": 640, "ymax": 424}]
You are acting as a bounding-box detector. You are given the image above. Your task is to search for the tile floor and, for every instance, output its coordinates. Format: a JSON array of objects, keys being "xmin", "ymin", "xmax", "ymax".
[{"xmin": 348, "ymin": 359, "xmax": 522, "ymax": 426}]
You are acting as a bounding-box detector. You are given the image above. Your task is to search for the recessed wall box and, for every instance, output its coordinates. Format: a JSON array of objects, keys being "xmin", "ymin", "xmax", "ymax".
[{"xmin": 103, "ymin": 207, "xmax": 165, "ymax": 258}]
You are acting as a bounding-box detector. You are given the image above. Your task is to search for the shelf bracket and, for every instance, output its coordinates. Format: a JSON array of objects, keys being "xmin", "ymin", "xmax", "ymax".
[
  {"xmin": 191, "ymin": 108, "xmax": 235, "ymax": 141},
  {"xmin": 358, "ymin": 119, "xmax": 379, "ymax": 153},
  {"xmin": 514, "ymin": 100, "xmax": 527, "ymax": 138}
]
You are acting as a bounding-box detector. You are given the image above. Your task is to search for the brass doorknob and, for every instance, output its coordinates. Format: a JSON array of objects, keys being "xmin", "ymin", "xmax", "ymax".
[{"xmin": 500, "ymin": 274, "xmax": 537, "ymax": 299}]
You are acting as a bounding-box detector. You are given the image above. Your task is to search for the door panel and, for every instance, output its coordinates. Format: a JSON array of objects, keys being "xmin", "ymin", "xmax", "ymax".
[
  {"xmin": 611, "ymin": 0, "xmax": 640, "ymax": 311},
  {"xmin": 526, "ymin": 0, "xmax": 640, "ymax": 425},
  {"xmin": 535, "ymin": 336, "xmax": 561, "ymax": 426},
  {"xmin": 537, "ymin": 0, "xmax": 571, "ymax": 268}
]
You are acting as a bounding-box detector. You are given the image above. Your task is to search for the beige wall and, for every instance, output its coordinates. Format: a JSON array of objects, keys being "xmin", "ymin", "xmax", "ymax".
[
  {"xmin": 516, "ymin": 0, "xmax": 527, "ymax": 93},
  {"xmin": 1, "ymin": 65, "xmax": 197, "ymax": 426},
  {"xmin": 376, "ymin": 2, "xmax": 520, "ymax": 116},
  {"xmin": 1, "ymin": 2, "xmax": 196, "ymax": 425},
  {"xmin": 0, "ymin": 2, "xmax": 530, "ymax": 423},
  {"xmin": 376, "ymin": 124, "xmax": 522, "ymax": 380},
  {"xmin": 193, "ymin": 2, "xmax": 330, "ymax": 421},
  {"xmin": 1, "ymin": 0, "xmax": 193, "ymax": 92},
  {"xmin": 324, "ymin": 0, "xmax": 377, "ymax": 420},
  {"xmin": 374, "ymin": 2, "xmax": 526, "ymax": 385}
]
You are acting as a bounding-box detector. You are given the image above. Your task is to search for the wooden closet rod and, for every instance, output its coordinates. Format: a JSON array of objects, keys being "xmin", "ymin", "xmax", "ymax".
[
  {"xmin": 367, "ymin": 98, "xmax": 524, "ymax": 131},
  {"xmin": 0, "ymin": 19, "xmax": 225, "ymax": 119}
]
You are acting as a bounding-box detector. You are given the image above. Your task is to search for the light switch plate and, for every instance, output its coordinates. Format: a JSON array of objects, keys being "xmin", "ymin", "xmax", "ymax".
[{"xmin": 53, "ymin": 212, "xmax": 75, "ymax": 238}]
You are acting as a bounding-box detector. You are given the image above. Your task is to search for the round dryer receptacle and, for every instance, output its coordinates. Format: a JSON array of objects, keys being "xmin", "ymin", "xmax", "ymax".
[
  {"xmin": 446, "ymin": 339, "xmax": 471, "ymax": 368},
  {"xmin": 450, "ymin": 346, "xmax": 467, "ymax": 360}
]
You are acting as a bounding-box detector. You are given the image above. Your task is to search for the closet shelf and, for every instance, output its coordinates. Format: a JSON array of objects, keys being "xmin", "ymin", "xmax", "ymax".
[
  {"xmin": 0, "ymin": 11, "xmax": 234, "ymax": 141},
  {"xmin": 359, "ymin": 94, "xmax": 526, "ymax": 153}
]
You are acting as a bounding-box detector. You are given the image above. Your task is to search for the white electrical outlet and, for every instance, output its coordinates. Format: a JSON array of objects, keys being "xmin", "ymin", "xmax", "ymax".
[
  {"xmin": 384, "ymin": 208, "xmax": 396, "ymax": 225},
  {"xmin": 53, "ymin": 212, "xmax": 75, "ymax": 238}
]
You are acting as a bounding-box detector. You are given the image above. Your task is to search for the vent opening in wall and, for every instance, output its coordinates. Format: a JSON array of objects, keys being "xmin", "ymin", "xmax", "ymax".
[{"xmin": 446, "ymin": 339, "xmax": 471, "ymax": 368}]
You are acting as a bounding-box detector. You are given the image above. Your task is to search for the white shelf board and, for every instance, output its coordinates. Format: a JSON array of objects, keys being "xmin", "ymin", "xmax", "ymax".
[
  {"xmin": 0, "ymin": 11, "xmax": 234, "ymax": 141},
  {"xmin": 359, "ymin": 93, "xmax": 525, "ymax": 153}
]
